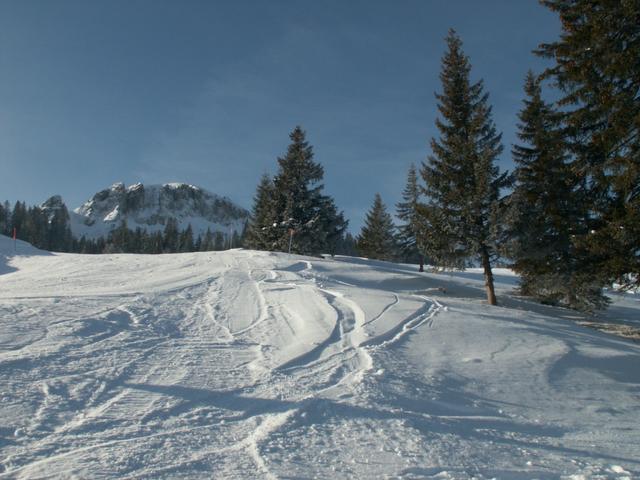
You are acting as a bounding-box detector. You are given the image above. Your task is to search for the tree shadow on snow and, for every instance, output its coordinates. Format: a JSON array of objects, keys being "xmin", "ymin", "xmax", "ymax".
[
  {"xmin": 123, "ymin": 380, "xmax": 640, "ymax": 467},
  {"xmin": 0, "ymin": 255, "xmax": 18, "ymax": 275}
]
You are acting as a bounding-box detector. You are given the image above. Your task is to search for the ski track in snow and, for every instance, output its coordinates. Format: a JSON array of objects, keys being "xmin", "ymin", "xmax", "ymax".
[{"xmin": 0, "ymin": 242, "xmax": 639, "ymax": 479}]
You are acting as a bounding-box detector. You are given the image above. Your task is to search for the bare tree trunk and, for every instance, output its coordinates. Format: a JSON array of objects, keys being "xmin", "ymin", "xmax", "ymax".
[
  {"xmin": 419, "ymin": 255, "xmax": 424, "ymax": 272},
  {"xmin": 480, "ymin": 246, "xmax": 497, "ymax": 306}
]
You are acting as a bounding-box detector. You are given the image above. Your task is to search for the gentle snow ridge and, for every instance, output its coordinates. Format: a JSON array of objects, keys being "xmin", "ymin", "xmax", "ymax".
[{"xmin": 0, "ymin": 237, "xmax": 638, "ymax": 479}]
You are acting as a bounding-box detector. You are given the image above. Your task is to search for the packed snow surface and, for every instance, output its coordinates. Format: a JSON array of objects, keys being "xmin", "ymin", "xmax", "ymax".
[{"xmin": 0, "ymin": 235, "xmax": 639, "ymax": 479}]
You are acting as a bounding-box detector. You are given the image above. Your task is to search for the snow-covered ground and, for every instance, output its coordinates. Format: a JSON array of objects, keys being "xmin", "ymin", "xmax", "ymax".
[{"xmin": 1, "ymin": 235, "xmax": 638, "ymax": 479}]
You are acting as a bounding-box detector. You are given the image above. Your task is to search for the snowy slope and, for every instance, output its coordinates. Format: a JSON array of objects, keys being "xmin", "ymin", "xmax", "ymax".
[
  {"xmin": 0, "ymin": 236, "xmax": 638, "ymax": 479},
  {"xmin": 67, "ymin": 182, "xmax": 248, "ymax": 239}
]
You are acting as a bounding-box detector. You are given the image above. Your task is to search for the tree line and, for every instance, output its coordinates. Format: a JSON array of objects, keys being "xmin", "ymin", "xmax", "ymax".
[{"xmin": 0, "ymin": 201, "xmax": 246, "ymax": 254}]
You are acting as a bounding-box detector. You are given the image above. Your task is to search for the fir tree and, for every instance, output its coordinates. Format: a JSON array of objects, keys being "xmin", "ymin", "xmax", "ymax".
[
  {"xmin": 150, "ymin": 231, "xmax": 164, "ymax": 254},
  {"xmin": 0, "ymin": 202, "xmax": 7, "ymax": 235},
  {"xmin": 11, "ymin": 201, "xmax": 27, "ymax": 240},
  {"xmin": 214, "ymin": 231, "xmax": 225, "ymax": 250},
  {"xmin": 163, "ymin": 218, "xmax": 179, "ymax": 252},
  {"xmin": 537, "ymin": 0, "xmax": 640, "ymax": 292},
  {"xmin": 396, "ymin": 163, "xmax": 424, "ymax": 270},
  {"xmin": 48, "ymin": 204, "xmax": 72, "ymax": 252},
  {"xmin": 417, "ymin": 30, "xmax": 510, "ymax": 305},
  {"xmin": 24, "ymin": 206, "xmax": 48, "ymax": 249},
  {"xmin": 505, "ymin": 71, "xmax": 603, "ymax": 309},
  {"xmin": 317, "ymin": 195, "xmax": 348, "ymax": 257},
  {"xmin": 357, "ymin": 194, "xmax": 397, "ymax": 261},
  {"xmin": 200, "ymin": 228, "xmax": 214, "ymax": 251},
  {"xmin": 179, "ymin": 224, "xmax": 194, "ymax": 252},
  {"xmin": 335, "ymin": 232, "xmax": 358, "ymax": 257},
  {"xmin": 110, "ymin": 220, "xmax": 130, "ymax": 252},
  {"xmin": 0, "ymin": 200, "xmax": 11, "ymax": 235},
  {"xmin": 270, "ymin": 126, "xmax": 347, "ymax": 255},
  {"xmin": 245, "ymin": 173, "xmax": 277, "ymax": 250}
]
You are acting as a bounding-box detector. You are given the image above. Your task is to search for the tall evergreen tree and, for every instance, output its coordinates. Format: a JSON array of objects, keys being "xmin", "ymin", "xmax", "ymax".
[
  {"xmin": 110, "ymin": 220, "xmax": 130, "ymax": 252},
  {"xmin": 0, "ymin": 202, "xmax": 8, "ymax": 236},
  {"xmin": 48, "ymin": 204, "xmax": 73, "ymax": 252},
  {"xmin": 334, "ymin": 232, "xmax": 358, "ymax": 257},
  {"xmin": 11, "ymin": 201, "xmax": 28, "ymax": 240},
  {"xmin": 270, "ymin": 126, "xmax": 347, "ymax": 255},
  {"xmin": 317, "ymin": 195, "xmax": 348, "ymax": 257},
  {"xmin": 150, "ymin": 231, "xmax": 164, "ymax": 254},
  {"xmin": 245, "ymin": 173, "xmax": 277, "ymax": 250},
  {"xmin": 163, "ymin": 218, "xmax": 179, "ymax": 252},
  {"xmin": 24, "ymin": 206, "xmax": 48, "ymax": 249},
  {"xmin": 417, "ymin": 30, "xmax": 510, "ymax": 305},
  {"xmin": 200, "ymin": 228, "xmax": 214, "ymax": 251},
  {"xmin": 396, "ymin": 164, "xmax": 424, "ymax": 270},
  {"xmin": 214, "ymin": 231, "xmax": 225, "ymax": 250},
  {"xmin": 537, "ymin": 0, "xmax": 640, "ymax": 291},
  {"xmin": 179, "ymin": 224, "xmax": 194, "ymax": 252},
  {"xmin": 505, "ymin": 71, "xmax": 603, "ymax": 309},
  {"xmin": 357, "ymin": 194, "xmax": 397, "ymax": 261}
]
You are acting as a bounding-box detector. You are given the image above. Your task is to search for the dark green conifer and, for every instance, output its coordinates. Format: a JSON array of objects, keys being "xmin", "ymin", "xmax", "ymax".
[
  {"xmin": 270, "ymin": 126, "xmax": 347, "ymax": 255},
  {"xmin": 179, "ymin": 224, "xmax": 194, "ymax": 252},
  {"xmin": 11, "ymin": 201, "xmax": 27, "ymax": 240},
  {"xmin": 357, "ymin": 194, "xmax": 397, "ymax": 261},
  {"xmin": 214, "ymin": 231, "xmax": 225, "ymax": 250},
  {"xmin": 110, "ymin": 220, "xmax": 130, "ymax": 252},
  {"xmin": 245, "ymin": 174, "xmax": 277, "ymax": 251},
  {"xmin": 537, "ymin": 0, "xmax": 640, "ymax": 292},
  {"xmin": 335, "ymin": 232, "xmax": 358, "ymax": 257},
  {"xmin": 48, "ymin": 204, "xmax": 73, "ymax": 252},
  {"xmin": 417, "ymin": 30, "xmax": 510, "ymax": 305},
  {"xmin": 0, "ymin": 202, "xmax": 7, "ymax": 235},
  {"xmin": 200, "ymin": 228, "xmax": 214, "ymax": 251},
  {"xmin": 163, "ymin": 218, "xmax": 179, "ymax": 252},
  {"xmin": 396, "ymin": 164, "xmax": 424, "ymax": 270},
  {"xmin": 505, "ymin": 71, "xmax": 603, "ymax": 309}
]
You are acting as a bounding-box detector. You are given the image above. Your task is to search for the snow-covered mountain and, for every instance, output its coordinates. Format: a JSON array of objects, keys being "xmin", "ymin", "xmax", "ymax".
[
  {"xmin": 39, "ymin": 195, "xmax": 68, "ymax": 221},
  {"xmin": 61, "ymin": 182, "xmax": 249, "ymax": 239}
]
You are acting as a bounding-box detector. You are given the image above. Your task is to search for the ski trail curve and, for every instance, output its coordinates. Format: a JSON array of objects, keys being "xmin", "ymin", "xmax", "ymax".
[{"xmin": 361, "ymin": 295, "xmax": 443, "ymax": 349}]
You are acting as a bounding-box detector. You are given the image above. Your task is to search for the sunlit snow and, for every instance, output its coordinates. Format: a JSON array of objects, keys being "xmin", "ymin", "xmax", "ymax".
[{"xmin": 0, "ymin": 235, "xmax": 638, "ymax": 479}]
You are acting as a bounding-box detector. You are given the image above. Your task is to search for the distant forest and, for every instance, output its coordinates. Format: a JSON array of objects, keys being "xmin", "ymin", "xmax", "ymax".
[{"xmin": 0, "ymin": 200, "xmax": 242, "ymax": 254}]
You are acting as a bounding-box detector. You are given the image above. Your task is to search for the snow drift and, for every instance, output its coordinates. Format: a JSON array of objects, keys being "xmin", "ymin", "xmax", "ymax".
[{"xmin": 0, "ymin": 236, "xmax": 638, "ymax": 479}]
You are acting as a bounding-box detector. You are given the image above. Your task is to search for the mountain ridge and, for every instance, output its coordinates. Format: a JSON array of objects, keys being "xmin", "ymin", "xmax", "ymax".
[{"xmin": 40, "ymin": 181, "xmax": 249, "ymax": 240}]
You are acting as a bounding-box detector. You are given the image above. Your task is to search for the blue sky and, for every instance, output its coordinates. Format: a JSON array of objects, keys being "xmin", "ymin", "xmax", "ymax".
[{"xmin": 0, "ymin": 0, "xmax": 560, "ymax": 232}]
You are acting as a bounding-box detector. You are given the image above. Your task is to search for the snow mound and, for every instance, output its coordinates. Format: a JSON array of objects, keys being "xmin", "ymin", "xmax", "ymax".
[{"xmin": 0, "ymin": 234, "xmax": 49, "ymax": 257}]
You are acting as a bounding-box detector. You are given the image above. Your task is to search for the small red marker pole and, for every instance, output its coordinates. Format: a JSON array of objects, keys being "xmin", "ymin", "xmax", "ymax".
[{"xmin": 12, "ymin": 227, "xmax": 17, "ymax": 252}]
